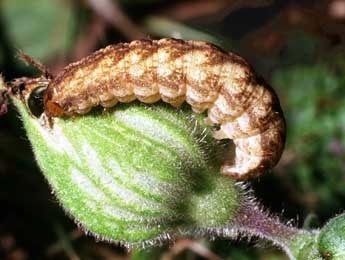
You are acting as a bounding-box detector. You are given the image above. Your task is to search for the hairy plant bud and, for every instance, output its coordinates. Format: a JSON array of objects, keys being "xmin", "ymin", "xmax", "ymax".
[
  {"xmin": 13, "ymin": 95, "xmax": 241, "ymax": 248},
  {"xmin": 287, "ymin": 213, "xmax": 345, "ymax": 260},
  {"xmin": 318, "ymin": 213, "xmax": 345, "ymax": 260}
]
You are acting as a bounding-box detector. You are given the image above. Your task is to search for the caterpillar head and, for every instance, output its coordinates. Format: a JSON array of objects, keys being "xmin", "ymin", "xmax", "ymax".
[
  {"xmin": 10, "ymin": 50, "xmax": 65, "ymax": 118},
  {"xmin": 10, "ymin": 77, "xmax": 51, "ymax": 118}
]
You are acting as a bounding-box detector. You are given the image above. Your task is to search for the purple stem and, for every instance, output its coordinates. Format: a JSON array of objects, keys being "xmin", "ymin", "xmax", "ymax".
[{"xmin": 231, "ymin": 200, "xmax": 303, "ymax": 248}]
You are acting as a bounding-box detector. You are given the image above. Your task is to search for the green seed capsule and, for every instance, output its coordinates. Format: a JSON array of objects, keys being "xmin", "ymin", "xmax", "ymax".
[
  {"xmin": 318, "ymin": 213, "xmax": 345, "ymax": 260},
  {"xmin": 13, "ymin": 95, "xmax": 241, "ymax": 248}
]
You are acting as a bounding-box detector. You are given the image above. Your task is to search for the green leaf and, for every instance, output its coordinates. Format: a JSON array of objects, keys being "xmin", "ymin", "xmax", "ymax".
[{"xmin": 143, "ymin": 16, "xmax": 227, "ymax": 48}]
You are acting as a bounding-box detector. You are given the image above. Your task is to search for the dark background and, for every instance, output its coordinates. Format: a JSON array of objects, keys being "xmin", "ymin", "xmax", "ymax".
[{"xmin": 1, "ymin": 0, "xmax": 345, "ymax": 259}]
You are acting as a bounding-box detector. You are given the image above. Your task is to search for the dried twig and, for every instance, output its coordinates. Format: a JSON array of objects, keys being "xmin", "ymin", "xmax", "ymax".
[
  {"xmin": 90, "ymin": 244, "xmax": 129, "ymax": 260},
  {"xmin": 161, "ymin": 239, "xmax": 223, "ymax": 260},
  {"xmin": 16, "ymin": 50, "xmax": 51, "ymax": 79},
  {"xmin": 159, "ymin": 0, "xmax": 274, "ymax": 21},
  {"xmin": 329, "ymin": 0, "xmax": 345, "ymax": 20},
  {"xmin": 46, "ymin": 228, "xmax": 82, "ymax": 259},
  {"xmin": 86, "ymin": 0, "xmax": 145, "ymax": 40},
  {"xmin": 70, "ymin": 14, "xmax": 107, "ymax": 61},
  {"xmin": 240, "ymin": 1, "xmax": 345, "ymax": 54}
]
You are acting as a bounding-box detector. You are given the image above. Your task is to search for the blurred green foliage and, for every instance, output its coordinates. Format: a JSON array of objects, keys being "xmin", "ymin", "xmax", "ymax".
[
  {"xmin": 272, "ymin": 60, "xmax": 345, "ymax": 216},
  {"xmin": 1, "ymin": 0, "xmax": 75, "ymax": 62}
]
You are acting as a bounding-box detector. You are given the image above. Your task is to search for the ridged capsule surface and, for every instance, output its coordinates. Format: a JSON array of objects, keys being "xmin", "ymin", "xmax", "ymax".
[{"xmin": 43, "ymin": 38, "xmax": 286, "ymax": 179}]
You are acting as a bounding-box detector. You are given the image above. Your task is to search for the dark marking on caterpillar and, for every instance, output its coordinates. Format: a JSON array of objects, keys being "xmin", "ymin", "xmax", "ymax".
[
  {"xmin": 16, "ymin": 38, "xmax": 286, "ymax": 180},
  {"xmin": 0, "ymin": 82, "xmax": 9, "ymax": 116}
]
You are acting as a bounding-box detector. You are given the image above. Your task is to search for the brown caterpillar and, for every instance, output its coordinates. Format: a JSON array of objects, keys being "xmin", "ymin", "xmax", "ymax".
[{"xmin": 19, "ymin": 38, "xmax": 286, "ymax": 179}]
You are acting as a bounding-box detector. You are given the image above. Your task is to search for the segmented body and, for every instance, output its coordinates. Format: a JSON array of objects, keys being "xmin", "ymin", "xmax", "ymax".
[{"xmin": 43, "ymin": 38, "xmax": 286, "ymax": 179}]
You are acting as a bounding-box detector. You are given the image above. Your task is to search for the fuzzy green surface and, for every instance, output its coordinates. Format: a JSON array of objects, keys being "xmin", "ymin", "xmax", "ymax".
[
  {"xmin": 13, "ymin": 98, "xmax": 240, "ymax": 247},
  {"xmin": 188, "ymin": 174, "xmax": 239, "ymax": 228},
  {"xmin": 288, "ymin": 232, "xmax": 322, "ymax": 260},
  {"xmin": 318, "ymin": 213, "xmax": 345, "ymax": 260}
]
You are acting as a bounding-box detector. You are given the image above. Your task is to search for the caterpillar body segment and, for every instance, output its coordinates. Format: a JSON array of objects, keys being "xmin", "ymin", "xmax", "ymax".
[{"xmin": 42, "ymin": 38, "xmax": 285, "ymax": 179}]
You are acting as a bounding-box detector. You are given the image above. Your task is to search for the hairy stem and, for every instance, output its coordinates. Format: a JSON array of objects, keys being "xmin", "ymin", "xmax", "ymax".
[
  {"xmin": 228, "ymin": 199, "xmax": 319, "ymax": 260},
  {"xmin": 233, "ymin": 203, "xmax": 299, "ymax": 245}
]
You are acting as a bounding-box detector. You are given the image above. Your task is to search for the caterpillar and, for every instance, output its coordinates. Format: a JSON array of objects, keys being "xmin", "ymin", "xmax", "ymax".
[{"xmin": 18, "ymin": 38, "xmax": 286, "ymax": 179}]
